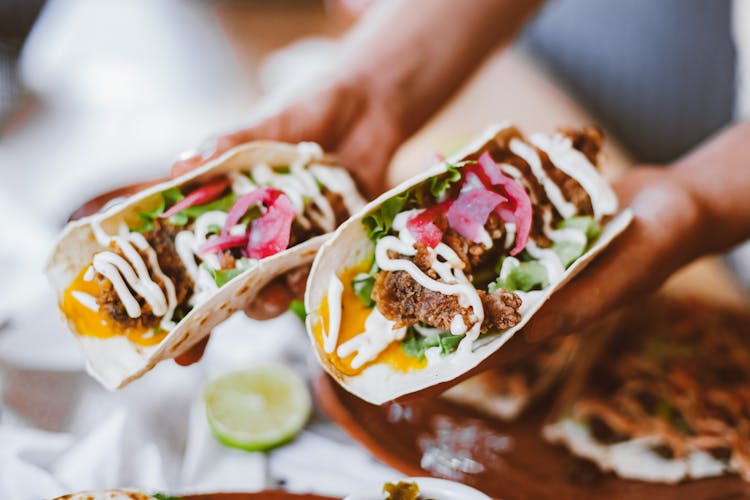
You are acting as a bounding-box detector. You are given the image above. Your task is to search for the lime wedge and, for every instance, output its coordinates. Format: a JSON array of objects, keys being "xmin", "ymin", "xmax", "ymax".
[{"xmin": 204, "ymin": 364, "xmax": 312, "ymax": 451}]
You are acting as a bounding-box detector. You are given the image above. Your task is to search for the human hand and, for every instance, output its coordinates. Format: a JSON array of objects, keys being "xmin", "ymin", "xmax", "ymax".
[
  {"xmin": 401, "ymin": 164, "xmax": 707, "ymax": 401},
  {"xmin": 173, "ymin": 76, "xmax": 404, "ymax": 366}
]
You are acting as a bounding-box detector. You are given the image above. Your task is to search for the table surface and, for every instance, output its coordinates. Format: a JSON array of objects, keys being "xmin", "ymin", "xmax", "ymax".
[{"xmin": 1, "ymin": 2, "xmax": 748, "ymax": 499}]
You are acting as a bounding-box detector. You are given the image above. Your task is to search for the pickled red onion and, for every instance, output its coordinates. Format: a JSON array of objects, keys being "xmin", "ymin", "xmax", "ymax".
[
  {"xmin": 199, "ymin": 234, "xmax": 249, "ymax": 255},
  {"xmin": 477, "ymin": 152, "xmax": 532, "ymax": 255},
  {"xmin": 161, "ymin": 177, "xmax": 230, "ymax": 218},
  {"xmin": 246, "ymin": 193, "xmax": 296, "ymax": 259}
]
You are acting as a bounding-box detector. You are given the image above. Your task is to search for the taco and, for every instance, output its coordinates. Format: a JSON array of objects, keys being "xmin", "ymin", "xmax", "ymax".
[
  {"xmin": 305, "ymin": 123, "xmax": 632, "ymax": 404},
  {"xmin": 46, "ymin": 141, "xmax": 365, "ymax": 389},
  {"xmin": 442, "ymin": 334, "xmax": 578, "ymax": 420},
  {"xmin": 543, "ymin": 298, "xmax": 750, "ymax": 483}
]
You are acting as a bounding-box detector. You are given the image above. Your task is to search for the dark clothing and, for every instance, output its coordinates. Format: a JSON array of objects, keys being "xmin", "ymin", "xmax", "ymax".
[{"xmin": 522, "ymin": 0, "xmax": 736, "ymax": 163}]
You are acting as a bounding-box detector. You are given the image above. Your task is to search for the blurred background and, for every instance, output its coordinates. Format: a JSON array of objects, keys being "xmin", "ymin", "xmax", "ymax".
[{"xmin": 1, "ymin": 0, "xmax": 749, "ymax": 498}]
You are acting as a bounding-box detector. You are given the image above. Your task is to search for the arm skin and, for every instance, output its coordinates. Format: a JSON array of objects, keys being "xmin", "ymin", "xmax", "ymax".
[
  {"xmin": 175, "ymin": 2, "xmax": 750, "ymax": 370},
  {"xmin": 171, "ymin": 0, "xmax": 542, "ymax": 195},
  {"xmin": 174, "ymin": 0, "xmax": 542, "ymax": 364},
  {"xmin": 412, "ymin": 122, "xmax": 750, "ymax": 399}
]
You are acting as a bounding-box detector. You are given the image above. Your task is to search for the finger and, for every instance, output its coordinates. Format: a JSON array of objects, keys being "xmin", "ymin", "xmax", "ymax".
[
  {"xmin": 174, "ymin": 336, "xmax": 210, "ymax": 366},
  {"xmin": 244, "ymin": 279, "xmax": 295, "ymax": 320},
  {"xmin": 335, "ymin": 112, "xmax": 398, "ymax": 198},
  {"xmin": 284, "ymin": 265, "xmax": 311, "ymax": 300}
]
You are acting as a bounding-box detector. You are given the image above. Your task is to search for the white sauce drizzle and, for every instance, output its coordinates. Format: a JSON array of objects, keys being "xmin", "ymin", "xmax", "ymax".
[
  {"xmin": 83, "ymin": 266, "xmax": 95, "ymax": 282},
  {"xmin": 71, "ymin": 291, "xmax": 99, "ymax": 312},
  {"xmin": 87, "ymin": 145, "xmax": 355, "ymax": 335},
  {"xmin": 375, "ymin": 210, "xmax": 484, "ymax": 354},
  {"xmin": 322, "ymin": 275, "xmax": 344, "ymax": 354},
  {"xmin": 228, "ymin": 171, "xmax": 256, "ymax": 194},
  {"xmin": 508, "ymin": 138, "xmax": 578, "ymax": 219},
  {"xmin": 530, "ymin": 133, "xmax": 618, "ymax": 220},
  {"xmin": 336, "ymin": 308, "xmax": 407, "ymax": 369},
  {"xmin": 504, "ymin": 222, "xmax": 516, "ymax": 250},
  {"xmin": 309, "ymin": 164, "xmax": 366, "ymax": 217},
  {"xmin": 524, "ymin": 241, "xmax": 565, "ymax": 283}
]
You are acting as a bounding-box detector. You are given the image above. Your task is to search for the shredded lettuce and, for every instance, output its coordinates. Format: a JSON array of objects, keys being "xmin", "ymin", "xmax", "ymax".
[
  {"xmin": 352, "ymin": 273, "xmax": 376, "ymax": 308},
  {"xmin": 429, "ymin": 162, "xmax": 462, "ymax": 199},
  {"xmin": 362, "ymin": 192, "xmax": 409, "ymax": 242},
  {"xmin": 351, "ymin": 258, "xmax": 379, "ymax": 307},
  {"xmin": 134, "ymin": 187, "xmax": 184, "ymax": 232},
  {"xmin": 489, "ymin": 261, "xmax": 549, "ymax": 293},
  {"xmin": 289, "ymin": 299, "xmax": 306, "ymax": 322},
  {"xmin": 401, "ymin": 328, "xmax": 463, "ymax": 361},
  {"xmin": 552, "ymin": 215, "xmax": 602, "ymax": 268},
  {"xmin": 559, "ymin": 215, "xmax": 601, "ymax": 241},
  {"xmin": 206, "ymin": 258, "xmax": 253, "ymax": 287}
]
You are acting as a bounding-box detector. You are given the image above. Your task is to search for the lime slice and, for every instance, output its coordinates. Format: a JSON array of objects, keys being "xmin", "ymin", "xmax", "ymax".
[{"xmin": 204, "ymin": 364, "xmax": 312, "ymax": 451}]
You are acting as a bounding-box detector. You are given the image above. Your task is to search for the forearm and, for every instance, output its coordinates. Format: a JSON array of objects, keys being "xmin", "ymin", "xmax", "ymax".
[
  {"xmin": 672, "ymin": 121, "xmax": 750, "ymax": 255},
  {"xmin": 339, "ymin": 0, "xmax": 543, "ymax": 140}
]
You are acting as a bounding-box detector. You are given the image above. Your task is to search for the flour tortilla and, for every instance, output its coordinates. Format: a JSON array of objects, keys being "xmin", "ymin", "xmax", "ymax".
[
  {"xmin": 46, "ymin": 141, "xmax": 363, "ymax": 390},
  {"xmin": 305, "ymin": 123, "xmax": 633, "ymax": 404}
]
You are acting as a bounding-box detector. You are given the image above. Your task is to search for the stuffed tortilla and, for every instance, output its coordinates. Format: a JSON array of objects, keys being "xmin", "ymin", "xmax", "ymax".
[
  {"xmin": 544, "ymin": 297, "xmax": 750, "ymax": 483},
  {"xmin": 305, "ymin": 123, "xmax": 633, "ymax": 404},
  {"xmin": 47, "ymin": 141, "xmax": 365, "ymax": 389}
]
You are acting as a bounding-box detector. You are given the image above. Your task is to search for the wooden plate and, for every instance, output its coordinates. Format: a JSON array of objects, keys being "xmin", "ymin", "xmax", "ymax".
[{"xmin": 315, "ymin": 364, "xmax": 750, "ymax": 500}]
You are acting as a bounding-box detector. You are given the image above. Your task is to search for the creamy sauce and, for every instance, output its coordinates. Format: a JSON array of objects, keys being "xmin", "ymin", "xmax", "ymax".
[
  {"xmin": 71, "ymin": 290, "xmax": 99, "ymax": 312},
  {"xmin": 71, "ymin": 145, "xmax": 359, "ymax": 347},
  {"xmin": 337, "ymin": 308, "xmax": 407, "ymax": 369},
  {"xmin": 323, "ymin": 275, "xmax": 344, "ymax": 354},
  {"xmin": 228, "ymin": 171, "xmax": 256, "ymax": 194},
  {"xmin": 530, "ymin": 133, "xmax": 618, "ymax": 220},
  {"xmin": 508, "ymin": 138, "xmax": 577, "ymax": 219},
  {"xmin": 88, "ymin": 222, "xmax": 176, "ymax": 330},
  {"xmin": 524, "ymin": 241, "xmax": 565, "ymax": 283},
  {"xmin": 313, "ymin": 259, "xmax": 424, "ymax": 375},
  {"xmin": 546, "ymin": 419, "xmax": 730, "ymax": 483},
  {"xmin": 375, "ymin": 210, "xmax": 484, "ymax": 354},
  {"xmin": 309, "ymin": 164, "xmax": 366, "ymax": 216}
]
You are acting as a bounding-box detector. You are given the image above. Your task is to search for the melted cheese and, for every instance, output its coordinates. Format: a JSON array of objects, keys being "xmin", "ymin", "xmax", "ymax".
[
  {"xmin": 61, "ymin": 266, "xmax": 167, "ymax": 346},
  {"xmin": 312, "ymin": 259, "xmax": 425, "ymax": 375}
]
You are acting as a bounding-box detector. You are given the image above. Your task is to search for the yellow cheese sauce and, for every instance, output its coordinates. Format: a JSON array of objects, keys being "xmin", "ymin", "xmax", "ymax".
[
  {"xmin": 313, "ymin": 259, "xmax": 425, "ymax": 376},
  {"xmin": 61, "ymin": 266, "xmax": 168, "ymax": 347}
]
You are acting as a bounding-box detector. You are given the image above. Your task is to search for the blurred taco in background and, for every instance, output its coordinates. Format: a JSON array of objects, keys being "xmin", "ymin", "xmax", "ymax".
[
  {"xmin": 544, "ymin": 297, "xmax": 750, "ymax": 483},
  {"xmin": 305, "ymin": 123, "xmax": 632, "ymax": 404},
  {"xmin": 442, "ymin": 334, "xmax": 579, "ymax": 420},
  {"xmin": 46, "ymin": 141, "xmax": 365, "ymax": 389}
]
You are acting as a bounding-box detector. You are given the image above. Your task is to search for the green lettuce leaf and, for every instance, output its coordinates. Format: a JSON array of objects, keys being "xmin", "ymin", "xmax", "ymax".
[
  {"xmin": 489, "ymin": 261, "xmax": 549, "ymax": 293},
  {"xmin": 558, "ymin": 215, "xmax": 601, "ymax": 241},
  {"xmin": 289, "ymin": 299, "xmax": 306, "ymax": 322},
  {"xmin": 551, "ymin": 216, "xmax": 602, "ymax": 268},
  {"xmin": 206, "ymin": 257, "xmax": 253, "ymax": 287},
  {"xmin": 134, "ymin": 187, "xmax": 184, "ymax": 232},
  {"xmin": 362, "ymin": 193, "xmax": 408, "ymax": 242},
  {"xmin": 168, "ymin": 193, "xmax": 237, "ymax": 226},
  {"xmin": 401, "ymin": 328, "xmax": 463, "ymax": 361},
  {"xmin": 352, "ymin": 273, "xmax": 376, "ymax": 308}
]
